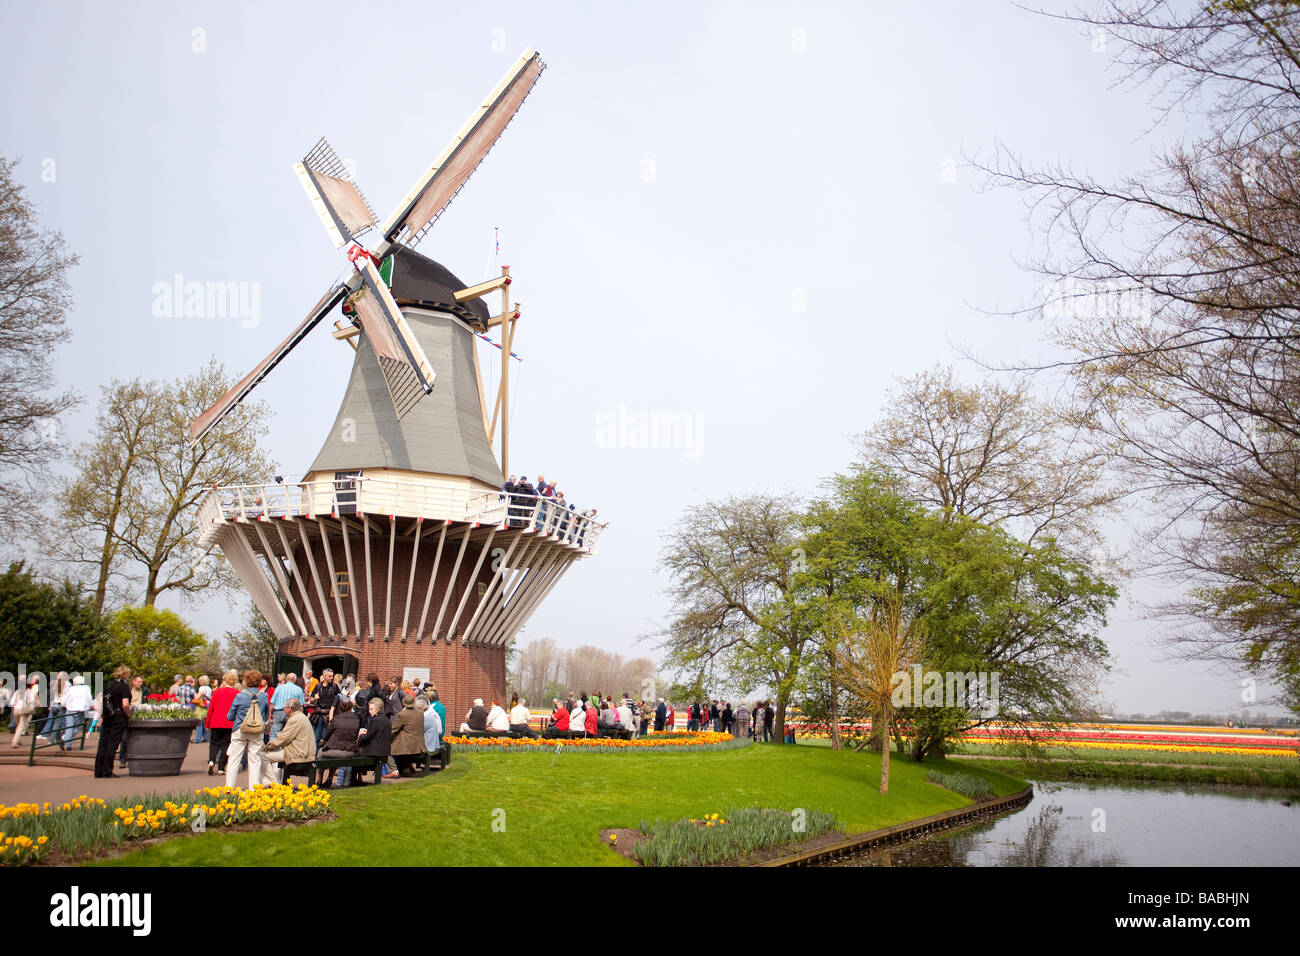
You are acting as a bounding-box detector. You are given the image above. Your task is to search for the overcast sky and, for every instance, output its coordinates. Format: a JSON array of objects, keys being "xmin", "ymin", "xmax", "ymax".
[{"xmin": 2, "ymin": 0, "xmax": 1282, "ymax": 716}]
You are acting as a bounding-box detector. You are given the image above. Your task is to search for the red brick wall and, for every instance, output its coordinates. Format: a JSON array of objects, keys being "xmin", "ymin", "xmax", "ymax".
[{"xmin": 280, "ymin": 637, "xmax": 507, "ymax": 725}]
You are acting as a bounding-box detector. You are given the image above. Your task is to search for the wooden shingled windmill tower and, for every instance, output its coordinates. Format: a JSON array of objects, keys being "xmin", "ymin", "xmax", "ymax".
[{"xmin": 192, "ymin": 50, "xmax": 603, "ymax": 716}]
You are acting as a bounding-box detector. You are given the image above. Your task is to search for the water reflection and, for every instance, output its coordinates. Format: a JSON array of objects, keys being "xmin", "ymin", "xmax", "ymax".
[{"xmin": 844, "ymin": 781, "xmax": 1298, "ymax": 867}]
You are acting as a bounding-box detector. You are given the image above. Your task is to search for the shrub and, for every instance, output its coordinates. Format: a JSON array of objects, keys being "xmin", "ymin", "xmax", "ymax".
[{"xmin": 926, "ymin": 769, "xmax": 994, "ymax": 799}]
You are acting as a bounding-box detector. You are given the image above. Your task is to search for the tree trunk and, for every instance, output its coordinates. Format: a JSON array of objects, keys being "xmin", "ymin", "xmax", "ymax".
[
  {"xmin": 828, "ymin": 679, "xmax": 842, "ymax": 751},
  {"xmin": 774, "ymin": 696, "xmax": 787, "ymax": 743},
  {"xmin": 868, "ymin": 704, "xmax": 885, "ymax": 751},
  {"xmin": 880, "ymin": 710, "xmax": 891, "ymax": 794}
]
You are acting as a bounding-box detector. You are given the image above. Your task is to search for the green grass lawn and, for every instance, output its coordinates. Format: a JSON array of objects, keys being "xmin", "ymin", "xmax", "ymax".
[{"xmin": 95, "ymin": 743, "xmax": 1026, "ymax": 867}]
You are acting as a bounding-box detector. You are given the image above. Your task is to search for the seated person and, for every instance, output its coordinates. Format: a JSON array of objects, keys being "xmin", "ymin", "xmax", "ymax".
[
  {"xmin": 460, "ymin": 698, "xmax": 489, "ymax": 733},
  {"xmin": 584, "ymin": 701, "xmax": 598, "ymax": 737},
  {"xmin": 262, "ymin": 697, "xmax": 316, "ymax": 785},
  {"xmin": 599, "ymin": 700, "xmax": 620, "ymax": 730},
  {"xmin": 569, "ymin": 701, "xmax": 586, "ymax": 737},
  {"xmin": 388, "ymin": 693, "xmax": 424, "ymax": 778},
  {"xmin": 618, "ymin": 698, "xmax": 635, "ymax": 734},
  {"xmin": 509, "ymin": 697, "xmax": 535, "ymax": 737},
  {"xmin": 317, "ymin": 697, "xmax": 361, "ymax": 788},
  {"xmin": 355, "ymin": 697, "xmax": 391, "ymax": 784},
  {"xmin": 417, "ymin": 696, "xmax": 443, "ymax": 752},
  {"xmin": 485, "ymin": 699, "xmax": 510, "ymax": 733},
  {"xmin": 543, "ymin": 699, "xmax": 570, "ymax": 738}
]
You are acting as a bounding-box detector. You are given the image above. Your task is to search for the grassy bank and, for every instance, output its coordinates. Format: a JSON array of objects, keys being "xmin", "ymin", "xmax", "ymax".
[
  {"xmin": 956, "ymin": 755, "xmax": 1300, "ymax": 789},
  {"xmin": 96, "ymin": 744, "xmax": 1026, "ymax": 867}
]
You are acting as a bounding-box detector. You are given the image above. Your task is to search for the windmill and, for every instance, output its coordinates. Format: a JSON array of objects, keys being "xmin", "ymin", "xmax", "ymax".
[{"xmin": 192, "ymin": 50, "xmax": 603, "ymax": 716}]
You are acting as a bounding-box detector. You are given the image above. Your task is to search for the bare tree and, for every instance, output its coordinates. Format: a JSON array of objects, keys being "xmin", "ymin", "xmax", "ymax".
[
  {"xmin": 44, "ymin": 380, "xmax": 164, "ymax": 613},
  {"xmin": 509, "ymin": 637, "xmax": 656, "ymax": 704},
  {"xmin": 860, "ymin": 365, "xmax": 1114, "ymax": 548},
  {"xmin": 976, "ymin": 2, "xmax": 1300, "ymax": 710},
  {"xmin": 47, "ymin": 362, "xmax": 276, "ymax": 608},
  {"xmin": 831, "ymin": 596, "xmax": 920, "ymax": 794},
  {"xmin": 0, "ymin": 156, "xmax": 77, "ymax": 521}
]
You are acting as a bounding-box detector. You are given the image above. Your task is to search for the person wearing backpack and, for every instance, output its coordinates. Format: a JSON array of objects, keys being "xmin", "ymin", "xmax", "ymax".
[{"xmin": 225, "ymin": 670, "xmax": 270, "ymax": 789}]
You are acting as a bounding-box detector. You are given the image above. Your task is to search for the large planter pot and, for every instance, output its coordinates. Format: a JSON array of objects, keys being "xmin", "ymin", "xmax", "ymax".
[{"xmin": 125, "ymin": 719, "xmax": 200, "ymax": 776}]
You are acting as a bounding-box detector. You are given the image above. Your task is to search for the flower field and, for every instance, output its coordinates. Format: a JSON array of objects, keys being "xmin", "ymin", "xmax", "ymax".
[
  {"xmin": 0, "ymin": 784, "xmax": 332, "ymax": 865},
  {"xmin": 959, "ymin": 725, "xmax": 1300, "ymax": 759},
  {"xmin": 444, "ymin": 730, "xmax": 746, "ymax": 753}
]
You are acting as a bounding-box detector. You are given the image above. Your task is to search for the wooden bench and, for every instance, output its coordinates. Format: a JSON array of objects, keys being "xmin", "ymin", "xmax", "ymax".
[
  {"xmin": 280, "ymin": 755, "xmax": 380, "ymax": 787},
  {"xmin": 281, "ymin": 744, "xmax": 451, "ymax": 787},
  {"xmin": 407, "ymin": 742, "xmax": 451, "ymax": 773}
]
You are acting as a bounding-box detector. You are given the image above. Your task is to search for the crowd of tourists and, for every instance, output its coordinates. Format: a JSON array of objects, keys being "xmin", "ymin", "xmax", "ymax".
[
  {"xmin": 480, "ymin": 692, "xmax": 779, "ymax": 742},
  {"xmin": 89, "ymin": 667, "xmax": 447, "ymax": 788},
  {"xmin": 0, "ymin": 672, "xmax": 97, "ymax": 749},
  {"xmin": 684, "ymin": 699, "xmax": 778, "ymax": 741},
  {"xmin": 500, "ymin": 473, "xmax": 598, "ymax": 544}
]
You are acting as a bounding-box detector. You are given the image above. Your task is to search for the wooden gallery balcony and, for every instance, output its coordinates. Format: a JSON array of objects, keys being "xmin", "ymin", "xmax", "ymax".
[{"xmin": 196, "ymin": 476, "xmax": 606, "ymax": 648}]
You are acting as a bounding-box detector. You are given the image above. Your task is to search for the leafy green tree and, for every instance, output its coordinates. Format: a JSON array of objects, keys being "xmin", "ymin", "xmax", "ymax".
[
  {"xmin": 802, "ymin": 466, "xmax": 1116, "ymax": 764},
  {"xmin": 194, "ymin": 638, "xmax": 223, "ymax": 680},
  {"xmin": 0, "ymin": 561, "xmax": 110, "ymax": 675},
  {"xmin": 657, "ymin": 494, "xmax": 815, "ymax": 742},
  {"xmin": 106, "ymin": 605, "xmax": 204, "ymax": 690}
]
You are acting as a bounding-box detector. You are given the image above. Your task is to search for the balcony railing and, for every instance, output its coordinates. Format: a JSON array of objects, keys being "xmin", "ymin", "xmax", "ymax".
[{"xmin": 197, "ymin": 475, "xmax": 606, "ymax": 550}]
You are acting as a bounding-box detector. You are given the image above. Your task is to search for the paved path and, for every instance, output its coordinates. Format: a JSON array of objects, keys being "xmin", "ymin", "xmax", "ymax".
[{"xmin": 0, "ymin": 732, "xmax": 416, "ymax": 806}]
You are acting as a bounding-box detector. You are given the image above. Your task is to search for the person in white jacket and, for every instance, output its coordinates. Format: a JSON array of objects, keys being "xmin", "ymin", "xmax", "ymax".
[
  {"xmin": 62, "ymin": 675, "xmax": 94, "ymax": 750},
  {"xmin": 486, "ymin": 700, "xmax": 510, "ymax": 732}
]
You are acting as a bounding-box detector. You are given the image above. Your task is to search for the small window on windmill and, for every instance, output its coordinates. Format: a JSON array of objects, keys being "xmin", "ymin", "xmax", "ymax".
[
  {"xmin": 332, "ymin": 572, "xmax": 350, "ymax": 598},
  {"xmin": 477, "ymin": 582, "xmax": 487, "ymax": 598}
]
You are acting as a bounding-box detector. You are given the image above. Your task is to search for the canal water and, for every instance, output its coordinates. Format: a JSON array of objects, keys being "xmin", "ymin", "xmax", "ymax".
[{"xmin": 842, "ymin": 781, "xmax": 1299, "ymax": 866}]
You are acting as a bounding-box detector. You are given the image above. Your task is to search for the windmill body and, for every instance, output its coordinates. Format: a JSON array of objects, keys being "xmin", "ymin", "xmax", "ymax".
[{"xmin": 192, "ymin": 51, "xmax": 603, "ymax": 715}]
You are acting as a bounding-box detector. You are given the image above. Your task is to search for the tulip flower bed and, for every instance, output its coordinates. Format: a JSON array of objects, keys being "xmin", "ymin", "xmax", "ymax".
[
  {"xmin": 443, "ymin": 731, "xmax": 747, "ymax": 753},
  {"xmin": 0, "ymin": 785, "xmax": 332, "ymax": 866},
  {"xmin": 959, "ymin": 729, "xmax": 1299, "ymax": 759},
  {"xmin": 624, "ymin": 806, "xmax": 841, "ymax": 866}
]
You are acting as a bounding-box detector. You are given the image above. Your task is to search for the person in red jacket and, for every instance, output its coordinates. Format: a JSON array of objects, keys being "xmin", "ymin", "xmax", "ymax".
[
  {"xmin": 584, "ymin": 702, "xmax": 598, "ymax": 736},
  {"xmin": 545, "ymin": 699, "xmax": 570, "ymax": 738},
  {"xmin": 206, "ymin": 671, "xmax": 240, "ymax": 776}
]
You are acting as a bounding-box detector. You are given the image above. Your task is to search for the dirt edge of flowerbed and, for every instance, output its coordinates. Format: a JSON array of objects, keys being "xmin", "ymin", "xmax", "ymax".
[{"xmin": 34, "ymin": 812, "xmax": 338, "ymax": 866}]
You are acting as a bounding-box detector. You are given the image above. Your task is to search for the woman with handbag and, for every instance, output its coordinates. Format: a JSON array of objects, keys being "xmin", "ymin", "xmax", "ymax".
[
  {"xmin": 9, "ymin": 677, "xmax": 36, "ymax": 746},
  {"xmin": 224, "ymin": 670, "xmax": 269, "ymax": 789},
  {"xmin": 192, "ymin": 675, "xmax": 212, "ymax": 744}
]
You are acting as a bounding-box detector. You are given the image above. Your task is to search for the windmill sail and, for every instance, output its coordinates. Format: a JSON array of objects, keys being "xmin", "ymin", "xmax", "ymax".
[
  {"xmin": 350, "ymin": 257, "xmax": 437, "ymax": 419},
  {"xmin": 380, "ymin": 50, "xmax": 546, "ymax": 249},
  {"xmin": 189, "ymin": 283, "xmax": 350, "ymax": 444},
  {"xmin": 296, "ymin": 138, "xmax": 377, "ymax": 248}
]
